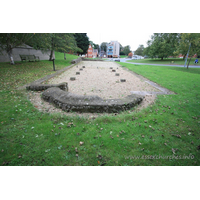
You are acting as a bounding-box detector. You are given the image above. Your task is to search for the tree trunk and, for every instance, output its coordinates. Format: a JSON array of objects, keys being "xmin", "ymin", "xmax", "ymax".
[
  {"xmin": 187, "ymin": 56, "xmax": 192, "ymax": 69},
  {"xmin": 49, "ymin": 36, "xmax": 54, "ymax": 61},
  {"xmin": 49, "ymin": 50, "xmax": 54, "ymax": 61},
  {"xmin": 64, "ymin": 52, "xmax": 66, "ymax": 60},
  {"xmin": 6, "ymin": 34, "xmax": 15, "ymax": 65},
  {"xmin": 8, "ymin": 49, "xmax": 15, "ymax": 65}
]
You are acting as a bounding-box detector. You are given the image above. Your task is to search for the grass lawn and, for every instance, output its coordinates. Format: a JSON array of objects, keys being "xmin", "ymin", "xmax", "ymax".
[
  {"xmin": 1, "ymin": 54, "xmax": 200, "ymax": 166},
  {"xmin": 119, "ymin": 55, "xmax": 127, "ymax": 58},
  {"xmin": 127, "ymin": 57, "xmax": 200, "ymax": 66}
]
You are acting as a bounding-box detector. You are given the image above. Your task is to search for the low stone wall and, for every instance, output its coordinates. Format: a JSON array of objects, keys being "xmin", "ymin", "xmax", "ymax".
[
  {"xmin": 24, "ymin": 64, "xmax": 76, "ymax": 91},
  {"xmin": 27, "ymin": 82, "xmax": 68, "ymax": 91},
  {"xmin": 71, "ymin": 57, "xmax": 82, "ymax": 64},
  {"xmin": 42, "ymin": 87, "xmax": 144, "ymax": 113},
  {"xmin": 82, "ymin": 58, "xmax": 104, "ymax": 61}
]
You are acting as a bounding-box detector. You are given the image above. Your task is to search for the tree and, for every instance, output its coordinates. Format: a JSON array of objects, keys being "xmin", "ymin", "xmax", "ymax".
[
  {"xmin": 74, "ymin": 33, "xmax": 89, "ymax": 55},
  {"xmin": 93, "ymin": 43, "xmax": 99, "ymax": 50},
  {"xmin": 0, "ymin": 33, "xmax": 35, "ymax": 64},
  {"xmin": 144, "ymin": 33, "xmax": 180, "ymax": 60},
  {"xmin": 175, "ymin": 33, "xmax": 200, "ymax": 68},
  {"xmin": 123, "ymin": 45, "xmax": 131, "ymax": 55},
  {"xmin": 28, "ymin": 33, "xmax": 82, "ymax": 61},
  {"xmin": 128, "ymin": 52, "xmax": 133, "ymax": 58},
  {"xmin": 100, "ymin": 42, "xmax": 107, "ymax": 52},
  {"xmin": 134, "ymin": 45, "xmax": 144, "ymax": 56}
]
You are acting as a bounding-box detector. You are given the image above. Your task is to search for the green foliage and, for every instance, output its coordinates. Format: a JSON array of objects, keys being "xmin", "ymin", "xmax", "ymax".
[
  {"xmin": 134, "ymin": 45, "xmax": 144, "ymax": 56},
  {"xmin": 0, "ymin": 33, "xmax": 82, "ymax": 64},
  {"xmin": 122, "ymin": 45, "xmax": 131, "ymax": 55},
  {"xmin": 100, "ymin": 42, "xmax": 108, "ymax": 52},
  {"xmin": 74, "ymin": 33, "xmax": 89, "ymax": 54},
  {"xmin": 0, "ymin": 33, "xmax": 35, "ymax": 64},
  {"xmin": 144, "ymin": 33, "xmax": 180, "ymax": 60},
  {"xmin": 175, "ymin": 33, "xmax": 200, "ymax": 57}
]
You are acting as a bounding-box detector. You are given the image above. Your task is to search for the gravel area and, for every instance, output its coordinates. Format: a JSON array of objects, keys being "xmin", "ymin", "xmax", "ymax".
[
  {"xmin": 47, "ymin": 61, "xmax": 159, "ymax": 99},
  {"xmin": 28, "ymin": 61, "xmax": 159, "ymax": 118}
]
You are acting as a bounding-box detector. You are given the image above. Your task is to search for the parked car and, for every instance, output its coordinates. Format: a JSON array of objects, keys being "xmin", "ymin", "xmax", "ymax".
[
  {"xmin": 114, "ymin": 59, "xmax": 120, "ymax": 62},
  {"xmin": 132, "ymin": 55, "xmax": 144, "ymax": 60}
]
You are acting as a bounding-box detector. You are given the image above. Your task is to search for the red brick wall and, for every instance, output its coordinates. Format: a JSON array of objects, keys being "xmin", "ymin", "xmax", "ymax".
[{"xmin": 87, "ymin": 45, "xmax": 93, "ymax": 58}]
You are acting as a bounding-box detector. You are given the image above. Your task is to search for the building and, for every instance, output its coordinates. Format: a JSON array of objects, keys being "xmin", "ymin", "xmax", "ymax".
[
  {"xmin": 106, "ymin": 41, "xmax": 120, "ymax": 58},
  {"xmin": 86, "ymin": 44, "xmax": 93, "ymax": 58},
  {"xmin": 93, "ymin": 49, "xmax": 98, "ymax": 58},
  {"xmin": 99, "ymin": 50, "xmax": 106, "ymax": 58},
  {"xmin": 86, "ymin": 45, "xmax": 99, "ymax": 58}
]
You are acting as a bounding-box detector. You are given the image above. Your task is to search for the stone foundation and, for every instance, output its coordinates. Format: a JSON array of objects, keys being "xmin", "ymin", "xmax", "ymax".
[
  {"xmin": 42, "ymin": 87, "xmax": 144, "ymax": 113},
  {"xmin": 27, "ymin": 82, "xmax": 68, "ymax": 91}
]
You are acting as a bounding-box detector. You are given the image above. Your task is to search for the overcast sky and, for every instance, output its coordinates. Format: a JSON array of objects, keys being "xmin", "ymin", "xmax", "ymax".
[{"xmin": 87, "ymin": 32, "xmax": 153, "ymax": 51}]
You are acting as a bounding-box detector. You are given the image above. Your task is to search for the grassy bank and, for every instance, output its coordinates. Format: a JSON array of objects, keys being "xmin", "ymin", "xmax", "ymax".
[
  {"xmin": 0, "ymin": 56, "xmax": 200, "ymax": 166},
  {"xmin": 127, "ymin": 58, "xmax": 200, "ymax": 66}
]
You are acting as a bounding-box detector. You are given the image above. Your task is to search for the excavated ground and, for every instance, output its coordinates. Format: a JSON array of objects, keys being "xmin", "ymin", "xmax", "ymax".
[{"xmin": 28, "ymin": 61, "xmax": 173, "ymax": 118}]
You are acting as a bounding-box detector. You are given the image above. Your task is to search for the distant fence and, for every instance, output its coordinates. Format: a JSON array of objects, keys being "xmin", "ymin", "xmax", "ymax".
[{"xmin": 0, "ymin": 45, "xmax": 51, "ymax": 62}]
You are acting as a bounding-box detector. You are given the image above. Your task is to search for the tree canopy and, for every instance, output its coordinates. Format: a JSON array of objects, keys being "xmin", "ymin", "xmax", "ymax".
[
  {"xmin": 144, "ymin": 33, "xmax": 180, "ymax": 60},
  {"xmin": 74, "ymin": 33, "xmax": 89, "ymax": 55},
  {"xmin": 0, "ymin": 33, "xmax": 83, "ymax": 64},
  {"xmin": 174, "ymin": 33, "xmax": 200, "ymax": 58},
  {"xmin": 134, "ymin": 45, "xmax": 144, "ymax": 56},
  {"xmin": 0, "ymin": 33, "xmax": 35, "ymax": 64},
  {"xmin": 100, "ymin": 42, "xmax": 107, "ymax": 52},
  {"xmin": 122, "ymin": 45, "xmax": 131, "ymax": 55}
]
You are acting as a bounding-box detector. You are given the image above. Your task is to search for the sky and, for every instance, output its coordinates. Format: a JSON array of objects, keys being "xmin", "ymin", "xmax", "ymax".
[{"xmin": 86, "ymin": 31, "xmax": 153, "ymax": 51}]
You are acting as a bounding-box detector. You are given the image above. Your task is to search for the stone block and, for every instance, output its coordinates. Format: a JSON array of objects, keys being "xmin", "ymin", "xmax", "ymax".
[{"xmin": 70, "ymin": 77, "xmax": 76, "ymax": 81}]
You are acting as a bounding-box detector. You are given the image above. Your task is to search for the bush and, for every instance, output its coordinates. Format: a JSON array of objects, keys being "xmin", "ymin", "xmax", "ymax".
[{"xmin": 128, "ymin": 52, "xmax": 133, "ymax": 58}]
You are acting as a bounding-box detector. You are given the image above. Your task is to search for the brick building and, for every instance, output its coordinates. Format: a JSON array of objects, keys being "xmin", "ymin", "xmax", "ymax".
[
  {"xmin": 86, "ymin": 44, "xmax": 93, "ymax": 58},
  {"xmin": 86, "ymin": 45, "xmax": 98, "ymax": 58}
]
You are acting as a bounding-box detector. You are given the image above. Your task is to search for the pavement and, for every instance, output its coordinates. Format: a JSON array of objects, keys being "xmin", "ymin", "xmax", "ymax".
[{"xmin": 108, "ymin": 58, "xmax": 200, "ymax": 68}]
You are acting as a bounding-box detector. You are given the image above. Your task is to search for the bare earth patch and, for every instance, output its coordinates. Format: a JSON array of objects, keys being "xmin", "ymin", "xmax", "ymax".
[{"xmin": 28, "ymin": 61, "xmax": 159, "ymax": 118}]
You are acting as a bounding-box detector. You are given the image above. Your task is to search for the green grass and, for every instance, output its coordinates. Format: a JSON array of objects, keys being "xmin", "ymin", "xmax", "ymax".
[
  {"xmin": 0, "ymin": 54, "xmax": 200, "ymax": 166},
  {"xmin": 127, "ymin": 58, "xmax": 200, "ymax": 66},
  {"xmin": 119, "ymin": 55, "xmax": 127, "ymax": 58}
]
